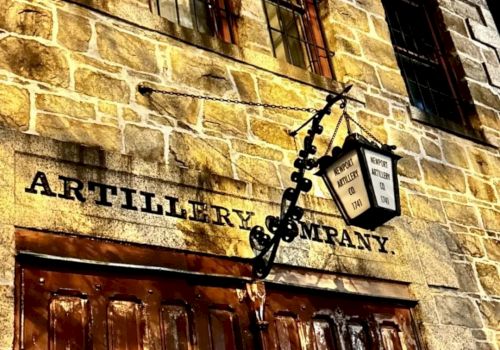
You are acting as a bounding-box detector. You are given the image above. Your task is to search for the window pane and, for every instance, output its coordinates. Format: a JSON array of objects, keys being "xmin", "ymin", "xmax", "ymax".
[
  {"xmin": 265, "ymin": 2, "xmax": 280, "ymax": 29},
  {"xmin": 271, "ymin": 30, "xmax": 287, "ymax": 61},
  {"xmin": 193, "ymin": 0, "xmax": 213, "ymax": 35}
]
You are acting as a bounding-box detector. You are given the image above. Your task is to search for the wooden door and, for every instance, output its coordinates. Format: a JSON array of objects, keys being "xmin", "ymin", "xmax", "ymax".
[
  {"xmin": 18, "ymin": 259, "xmax": 255, "ymax": 350},
  {"xmin": 262, "ymin": 284, "xmax": 422, "ymax": 350}
]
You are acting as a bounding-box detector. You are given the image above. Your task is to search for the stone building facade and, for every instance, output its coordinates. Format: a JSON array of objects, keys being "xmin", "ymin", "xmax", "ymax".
[{"xmin": 0, "ymin": 0, "xmax": 498, "ymax": 348}]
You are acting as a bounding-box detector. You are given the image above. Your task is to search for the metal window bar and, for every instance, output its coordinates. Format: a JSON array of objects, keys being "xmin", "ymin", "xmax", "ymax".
[
  {"xmin": 382, "ymin": 0, "xmax": 466, "ymax": 125},
  {"xmin": 155, "ymin": 0, "xmax": 237, "ymax": 44},
  {"xmin": 263, "ymin": 0, "xmax": 333, "ymax": 78}
]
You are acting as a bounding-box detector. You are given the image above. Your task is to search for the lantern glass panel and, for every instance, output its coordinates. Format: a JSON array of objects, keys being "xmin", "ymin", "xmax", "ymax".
[
  {"xmin": 362, "ymin": 149, "xmax": 396, "ymax": 211},
  {"xmin": 324, "ymin": 149, "xmax": 371, "ymax": 219}
]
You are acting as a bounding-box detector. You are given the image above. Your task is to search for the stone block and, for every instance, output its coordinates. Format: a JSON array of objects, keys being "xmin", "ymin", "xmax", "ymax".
[
  {"xmin": 122, "ymin": 108, "xmax": 141, "ymax": 122},
  {"xmin": 397, "ymin": 154, "xmax": 422, "ymax": 180},
  {"xmin": 476, "ymin": 105, "xmax": 499, "ymax": 131},
  {"xmin": 57, "ymin": 11, "xmax": 91, "ymax": 52},
  {"xmin": 235, "ymin": 155, "xmax": 280, "ymax": 188},
  {"xmin": 422, "ymin": 138, "xmax": 442, "ymax": 159},
  {"xmin": 371, "ymin": 16, "xmax": 391, "ymax": 42},
  {"xmin": 257, "ymin": 78, "xmax": 306, "ymax": 107},
  {"xmin": 442, "ymin": 140, "xmax": 469, "ymax": 168},
  {"xmin": 468, "ymin": 148, "xmax": 498, "ymax": 176},
  {"xmin": 468, "ymin": 176, "xmax": 496, "ymax": 202},
  {"xmin": 453, "ymin": 262, "xmax": 479, "ymax": 293},
  {"xmin": 36, "ymin": 94, "xmax": 95, "ymax": 120},
  {"xmin": 203, "ymin": 101, "xmax": 247, "ymax": 137},
  {"xmin": 251, "ymin": 118, "xmax": 295, "ymax": 150},
  {"xmin": 96, "ymin": 24, "xmax": 158, "ymax": 73},
  {"xmin": 170, "ymin": 48, "xmax": 232, "ymax": 96},
  {"xmin": 388, "ymin": 128, "xmax": 420, "ymax": 153},
  {"xmin": 75, "ymin": 69, "xmax": 130, "ymax": 103},
  {"xmin": 434, "ymin": 295, "xmax": 483, "ymax": 328},
  {"xmin": 231, "ymin": 70, "xmax": 258, "ymax": 102},
  {"xmin": 443, "ymin": 202, "xmax": 480, "ymax": 227},
  {"xmin": 442, "ymin": 10, "xmax": 467, "ymax": 36},
  {"xmin": 479, "ymin": 208, "xmax": 500, "ymax": 232},
  {"xmin": 476, "ymin": 262, "xmax": 500, "ymax": 296},
  {"xmin": 459, "ymin": 56, "xmax": 488, "ymax": 83},
  {"xmin": 0, "ymin": 83, "xmax": 30, "ymax": 130},
  {"xmin": 454, "ymin": 233, "xmax": 485, "ymax": 257},
  {"xmin": 169, "ymin": 132, "xmax": 232, "ymax": 177},
  {"xmin": 479, "ymin": 300, "xmax": 500, "ymax": 330},
  {"xmin": 136, "ymin": 85, "xmax": 199, "ymax": 125},
  {"xmin": 330, "ymin": 2, "xmax": 370, "ymax": 32},
  {"xmin": 360, "ymin": 34, "xmax": 398, "ymax": 69},
  {"xmin": 408, "ymin": 194, "xmax": 446, "ymax": 223},
  {"xmin": 98, "ymin": 102, "xmax": 118, "ymax": 117},
  {"xmin": 421, "ymin": 159, "xmax": 466, "ymax": 192},
  {"xmin": 365, "ymin": 95, "xmax": 389, "ymax": 115},
  {"xmin": 72, "ymin": 53, "xmax": 122, "ymax": 73},
  {"xmin": 0, "ymin": 1, "xmax": 52, "ymax": 39},
  {"xmin": 0, "ymin": 285, "xmax": 14, "ymax": 348},
  {"xmin": 231, "ymin": 139, "xmax": 283, "ymax": 161},
  {"xmin": 468, "ymin": 19, "xmax": 500, "ymax": 49},
  {"xmin": 450, "ymin": 32, "xmax": 483, "ymax": 60},
  {"xmin": 483, "ymin": 238, "xmax": 499, "ymax": 261},
  {"xmin": 484, "ymin": 62, "xmax": 500, "ymax": 88},
  {"xmin": 377, "ymin": 67, "xmax": 407, "ymax": 96},
  {"xmin": 124, "ymin": 124, "xmax": 165, "ymax": 162},
  {"xmin": 36, "ymin": 113, "xmax": 121, "ymax": 151},
  {"xmin": 330, "ymin": 36, "xmax": 361, "ymax": 56},
  {"xmin": 0, "ymin": 37, "xmax": 69, "ymax": 87},
  {"xmin": 333, "ymin": 54, "xmax": 380, "ymax": 87},
  {"xmin": 468, "ymin": 82, "xmax": 500, "ymax": 110}
]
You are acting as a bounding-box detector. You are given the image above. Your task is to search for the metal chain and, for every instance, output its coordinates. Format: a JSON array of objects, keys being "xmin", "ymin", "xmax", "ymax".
[
  {"xmin": 344, "ymin": 113, "xmax": 384, "ymax": 145},
  {"xmin": 141, "ymin": 86, "xmax": 318, "ymax": 113},
  {"xmin": 323, "ymin": 111, "xmax": 344, "ymax": 156}
]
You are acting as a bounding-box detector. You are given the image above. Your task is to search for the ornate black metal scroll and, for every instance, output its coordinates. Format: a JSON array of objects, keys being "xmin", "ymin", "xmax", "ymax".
[{"xmin": 249, "ymin": 85, "xmax": 353, "ymax": 279}]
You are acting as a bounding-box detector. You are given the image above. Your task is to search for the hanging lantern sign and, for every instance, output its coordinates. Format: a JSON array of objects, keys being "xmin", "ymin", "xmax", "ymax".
[{"xmin": 317, "ymin": 133, "xmax": 401, "ymax": 231}]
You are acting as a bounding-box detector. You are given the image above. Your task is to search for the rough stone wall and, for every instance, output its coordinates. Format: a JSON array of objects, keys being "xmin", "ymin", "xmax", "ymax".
[{"xmin": 0, "ymin": 0, "xmax": 498, "ymax": 349}]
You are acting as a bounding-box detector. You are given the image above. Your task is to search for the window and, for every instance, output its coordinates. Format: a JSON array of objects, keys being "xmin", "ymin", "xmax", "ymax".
[
  {"xmin": 263, "ymin": 0, "xmax": 333, "ymax": 78},
  {"xmin": 382, "ymin": 0, "xmax": 471, "ymax": 133},
  {"xmin": 154, "ymin": 0, "xmax": 238, "ymax": 44}
]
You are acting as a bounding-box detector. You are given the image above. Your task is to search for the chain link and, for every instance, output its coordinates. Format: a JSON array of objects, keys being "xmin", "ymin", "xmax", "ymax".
[
  {"xmin": 344, "ymin": 113, "xmax": 384, "ymax": 145},
  {"xmin": 141, "ymin": 86, "xmax": 318, "ymax": 113}
]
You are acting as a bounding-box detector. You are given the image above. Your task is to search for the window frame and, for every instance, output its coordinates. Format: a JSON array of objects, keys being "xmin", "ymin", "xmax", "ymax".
[
  {"xmin": 382, "ymin": 0, "xmax": 486, "ymax": 142},
  {"xmin": 262, "ymin": 0, "xmax": 334, "ymax": 79}
]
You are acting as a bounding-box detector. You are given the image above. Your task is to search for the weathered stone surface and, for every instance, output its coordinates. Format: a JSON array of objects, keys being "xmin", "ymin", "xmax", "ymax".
[
  {"xmin": 169, "ymin": 132, "xmax": 232, "ymax": 177},
  {"xmin": 476, "ymin": 262, "xmax": 500, "ymax": 296},
  {"xmin": 392, "ymin": 107, "xmax": 408, "ymax": 122},
  {"xmin": 251, "ymin": 118, "xmax": 295, "ymax": 150},
  {"xmin": 443, "ymin": 202, "xmax": 480, "ymax": 226},
  {"xmin": 479, "ymin": 300, "xmax": 500, "ymax": 330},
  {"xmin": 422, "ymin": 138, "xmax": 442, "ymax": 159},
  {"xmin": 123, "ymin": 108, "xmax": 141, "ymax": 122},
  {"xmin": 0, "ymin": 1, "xmax": 52, "ymax": 39},
  {"xmin": 75, "ymin": 69, "xmax": 129, "ymax": 103},
  {"xmin": 36, "ymin": 94, "xmax": 95, "ymax": 120},
  {"xmin": 371, "ymin": 16, "xmax": 391, "ymax": 42},
  {"xmin": 421, "ymin": 159, "xmax": 466, "ymax": 192},
  {"xmin": 460, "ymin": 56, "xmax": 488, "ymax": 82},
  {"xmin": 442, "ymin": 10, "xmax": 467, "ymax": 36},
  {"xmin": 236, "ymin": 155, "xmax": 280, "ymax": 188},
  {"xmin": 442, "ymin": 140, "xmax": 469, "ymax": 168},
  {"xmin": 389, "ymin": 128, "xmax": 420, "ymax": 153},
  {"xmin": 331, "ymin": 36, "xmax": 362, "ymax": 56},
  {"xmin": 468, "ymin": 19, "xmax": 500, "ymax": 49},
  {"xmin": 0, "ymin": 37, "xmax": 69, "ymax": 87},
  {"xmin": 408, "ymin": 195, "xmax": 446, "ymax": 223},
  {"xmin": 333, "ymin": 54, "xmax": 380, "ymax": 87},
  {"xmin": 98, "ymin": 102, "xmax": 118, "ymax": 117},
  {"xmin": 203, "ymin": 101, "xmax": 247, "ymax": 137},
  {"xmin": 422, "ymin": 324, "xmax": 475, "ymax": 350},
  {"xmin": 257, "ymin": 78, "xmax": 306, "ymax": 107},
  {"xmin": 454, "ymin": 233, "xmax": 485, "ymax": 257},
  {"xmin": 0, "ymin": 285, "xmax": 14, "ymax": 348},
  {"xmin": 434, "ymin": 295, "xmax": 483, "ymax": 328},
  {"xmin": 57, "ymin": 11, "xmax": 91, "ymax": 52},
  {"xmin": 468, "ymin": 82, "xmax": 500, "ymax": 109},
  {"xmin": 0, "ymin": 83, "xmax": 30, "ymax": 130},
  {"xmin": 136, "ymin": 85, "xmax": 199, "ymax": 125},
  {"xmin": 96, "ymin": 24, "xmax": 158, "ymax": 73},
  {"xmin": 360, "ymin": 34, "xmax": 398, "ymax": 69},
  {"xmin": 171, "ymin": 48, "xmax": 232, "ymax": 95},
  {"xmin": 476, "ymin": 105, "xmax": 499, "ymax": 130},
  {"xmin": 36, "ymin": 113, "xmax": 121, "ymax": 151},
  {"xmin": 72, "ymin": 53, "xmax": 122, "ymax": 73},
  {"xmin": 453, "ymin": 262, "xmax": 479, "ymax": 293},
  {"xmin": 365, "ymin": 95, "xmax": 389, "ymax": 115},
  {"xmin": 450, "ymin": 32, "xmax": 482, "ymax": 60},
  {"xmin": 377, "ymin": 68, "xmax": 407, "ymax": 96},
  {"xmin": 483, "ymin": 238, "xmax": 500, "ymax": 261},
  {"xmin": 231, "ymin": 139, "xmax": 283, "ymax": 161},
  {"xmin": 397, "ymin": 154, "xmax": 421, "ymax": 180},
  {"xmin": 330, "ymin": 2, "xmax": 370, "ymax": 32},
  {"xmin": 124, "ymin": 124, "xmax": 164, "ymax": 162},
  {"xmin": 468, "ymin": 176, "xmax": 496, "ymax": 202},
  {"xmin": 479, "ymin": 208, "xmax": 500, "ymax": 232},
  {"xmin": 484, "ymin": 61, "xmax": 500, "ymax": 88},
  {"xmin": 468, "ymin": 149, "xmax": 498, "ymax": 176},
  {"xmin": 231, "ymin": 71, "xmax": 258, "ymax": 102}
]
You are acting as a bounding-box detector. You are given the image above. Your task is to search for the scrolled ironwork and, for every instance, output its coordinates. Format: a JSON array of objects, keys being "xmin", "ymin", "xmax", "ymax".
[{"xmin": 249, "ymin": 85, "xmax": 353, "ymax": 279}]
